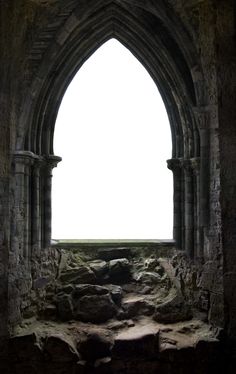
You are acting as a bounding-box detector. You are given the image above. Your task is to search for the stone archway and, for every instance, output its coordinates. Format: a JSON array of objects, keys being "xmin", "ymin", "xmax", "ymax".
[
  {"xmin": 8, "ymin": 1, "xmax": 216, "ymax": 333},
  {"xmin": 13, "ymin": 2, "xmax": 204, "ymax": 260}
]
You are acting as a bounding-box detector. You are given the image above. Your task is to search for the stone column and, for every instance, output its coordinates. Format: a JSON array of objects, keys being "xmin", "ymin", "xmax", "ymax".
[
  {"xmin": 23, "ymin": 155, "xmax": 35, "ymax": 261},
  {"xmin": 191, "ymin": 157, "xmax": 201, "ymax": 260},
  {"xmin": 31, "ymin": 157, "xmax": 42, "ymax": 255},
  {"xmin": 41, "ymin": 155, "xmax": 61, "ymax": 248},
  {"xmin": 167, "ymin": 158, "xmax": 183, "ymax": 249},
  {"xmin": 182, "ymin": 158, "xmax": 194, "ymax": 258},
  {"xmin": 195, "ymin": 110, "xmax": 210, "ymax": 255},
  {"xmin": 13, "ymin": 151, "xmax": 36, "ymax": 261}
]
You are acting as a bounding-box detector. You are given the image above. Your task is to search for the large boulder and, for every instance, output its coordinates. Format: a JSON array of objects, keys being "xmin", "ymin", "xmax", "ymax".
[
  {"xmin": 122, "ymin": 295, "xmax": 155, "ymax": 318},
  {"xmin": 153, "ymin": 293, "xmax": 192, "ymax": 324},
  {"xmin": 108, "ymin": 258, "xmax": 131, "ymax": 283},
  {"xmin": 88, "ymin": 260, "xmax": 108, "ymax": 280},
  {"xmin": 78, "ymin": 330, "xmax": 113, "ymax": 361},
  {"xmin": 133, "ymin": 271, "xmax": 162, "ymax": 285},
  {"xmin": 72, "ymin": 284, "xmax": 109, "ymax": 297},
  {"xmin": 59, "ymin": 265, "xmax": 96, "ymax": 284},
  {"xmin": 113, "ymin": 326, "xmax": 159, "ymax": 358},
  {"xmin": 44, "ymin": 333, "xmax": 79, "ymax": 362},
  {"xmin": 74, "ymin": 294, "xmax": 117, "ymax": 323},
  {"xmin": 9, "ymin": 332, "xmax": 43, "ymax": 361}
]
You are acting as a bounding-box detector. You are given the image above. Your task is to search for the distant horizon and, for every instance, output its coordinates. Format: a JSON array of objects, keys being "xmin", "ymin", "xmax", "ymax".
[{"xmin": 52, "ymin": 38, "xmax": 173, "ymax": 239}]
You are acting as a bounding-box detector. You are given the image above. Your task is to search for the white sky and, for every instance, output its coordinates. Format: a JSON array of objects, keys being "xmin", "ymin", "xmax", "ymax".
[{"xmin": 52, "ymin": 38, "xmax": 173, "ymax": 240}]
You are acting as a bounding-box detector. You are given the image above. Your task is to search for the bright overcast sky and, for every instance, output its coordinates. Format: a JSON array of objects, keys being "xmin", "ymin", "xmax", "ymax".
[{"xmin": 52, "ymin": 38, "xmax": 173, "ymax": 240}]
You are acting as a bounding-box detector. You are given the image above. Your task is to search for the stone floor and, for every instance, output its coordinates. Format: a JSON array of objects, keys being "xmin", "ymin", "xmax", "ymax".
[
  {"xmin": 5, "ymin": 246, "xmax": 229, "ymax": 373},
  {"xmin": 10, "ymin": 316, "xmax": 222, "ymax": 374}
]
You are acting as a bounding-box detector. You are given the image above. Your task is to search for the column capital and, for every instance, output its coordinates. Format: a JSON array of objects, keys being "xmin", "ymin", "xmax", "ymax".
[
  {"xmin": 45, "ymin": 155, "xmax": 62, "ymax": 169},
  {"xmin": 14, "ymin": 151, "xmax": 39, "ymax": 165},
  {"xmin": 41, "ymin": 155, "xmax": 62, "ymax": 176},
  {"xmin": 167, "ymin": 158, "xmax": 182, "ymax": 171},
  {"xmin": 13, "ymin": 151, "xmax": 39, "ymax": 173}
]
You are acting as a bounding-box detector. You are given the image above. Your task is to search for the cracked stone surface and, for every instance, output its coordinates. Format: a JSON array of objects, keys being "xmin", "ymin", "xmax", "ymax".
[{"xmin": 7, "ymin": 249, "xmax": 225, "ymax": 373}]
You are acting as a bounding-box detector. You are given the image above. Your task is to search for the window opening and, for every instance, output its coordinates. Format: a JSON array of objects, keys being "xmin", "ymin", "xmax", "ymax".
[{"xmin": 52, "ymin": 39, "xmax": 173, "ymax": 240}]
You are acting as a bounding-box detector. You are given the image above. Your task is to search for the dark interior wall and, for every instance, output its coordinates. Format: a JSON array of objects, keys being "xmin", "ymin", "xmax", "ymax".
[
  {"xmin": 217, "ymin": 1, "xmax": 236, "ymax": 337},
  {"xmin": 0, "ymin": 0, "xmax": 235, "ymax": 340}
]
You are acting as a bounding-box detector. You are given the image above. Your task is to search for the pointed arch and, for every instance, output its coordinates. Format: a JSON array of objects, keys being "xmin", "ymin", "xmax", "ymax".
[
  {"xmin": 17, "ymin": 2, "xmax": 199, "ymax": 157},
  {"xmin": 13, "ymin": 1, "xmax": 206, "ymax": 258}
]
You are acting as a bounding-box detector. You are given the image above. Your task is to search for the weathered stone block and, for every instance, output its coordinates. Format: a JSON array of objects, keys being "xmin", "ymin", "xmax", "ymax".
[
  {"xmin": 59, "ymin": 266, "xmax": 96, "ymax": 284},
  {"xmin": 44, "ymin": 334, "xmax": 79, "ymax": 362},
  {"xmin": 78, "ymin": 331, "xmax": 113, "ymax": 361},
  {"xmin": 113, "ymin": 326, "xmax": 159, "ymax": 358},
  {"xmin": 74, "ymin": 294, "xmax": 117, "ymax": 323}
]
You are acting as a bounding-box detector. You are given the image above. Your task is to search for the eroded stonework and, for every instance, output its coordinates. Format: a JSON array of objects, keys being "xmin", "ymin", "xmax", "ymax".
[
  {"xmin": 1, "ymin": 0, "xmax": 236, "ymax": 372},
  {"xmin": 5, "ymin": 245, "xmax": 227, "ymax": 373}
]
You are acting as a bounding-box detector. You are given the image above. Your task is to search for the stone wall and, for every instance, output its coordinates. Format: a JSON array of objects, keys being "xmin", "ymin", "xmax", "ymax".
[{"xmin": 0, "ymin": 0, "xmax": 236, "ymax": 354}]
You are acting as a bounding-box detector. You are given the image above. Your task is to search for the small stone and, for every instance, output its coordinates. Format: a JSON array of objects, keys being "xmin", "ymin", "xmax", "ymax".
[
  {"xmin": 144, "ymin": 258, "xmax": 159, "ymax": 271},
  {"xmin": 116, "ymin": 309, "xmax": 127, "ymax": 320},
  {"xmin": 94, "ymin": 356, "xmax": 112, "ymax": 368},
  {"xmin": 77, "ymin": 360, "xmax": 87, "ymax": 367},
  {"xmin": 106, "ymin": 284, "xmax": 123, "ymax": 305},
  {"xmin": 155, "ymin": 265, "xmax": 165, "ymax": 276},
  {"xmin": 42, "ymin": 304, "xmax": 57, "ymax": 318},
  {"xmin": 122, "ymin": 283, "xmax": 139, "ymax": 293},
  {"xmin": 126, "ymin": 319, "xmax": 135, "ymax": 327},
  {"xmin": 107, "ymin": 320, "xmax": 127, "ymax": 330}
]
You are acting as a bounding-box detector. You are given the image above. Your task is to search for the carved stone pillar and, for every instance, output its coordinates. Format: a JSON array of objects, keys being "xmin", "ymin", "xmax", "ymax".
[
  {"xmin": 182, "ymin": 158, "xmax": 194, "ymax": 258},
  {"xmin": 23, "ymin": 155, "xmax": 35, "ymax": 262},
  {"xmin": 41, "ymin": 155, "xmax": 61, "ymax": 248},
  {"xmin": 194, "ymin": 109, "xmax": 210, "ymax": 255},
  {"xmin": 13, "ymin": 151, "xmax": 36, "ymax": 261},
  {"xmin": 191, "ymin": 157, "xmax": 201, "ymax": 260},
  {"xmin": 167, "ymin": 158, "xmax": 183, "ymax": 248},
  {"xmin": 31, "ymin": 157, "xmax": 43, "ymax": 255}
]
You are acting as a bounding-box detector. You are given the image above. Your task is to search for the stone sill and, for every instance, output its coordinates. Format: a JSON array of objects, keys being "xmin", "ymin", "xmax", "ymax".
[
  {"xmin": 51, "ymin": 240, "xmax": 176, "ymax": 259},
  {"xmin": 51, "ymin": 239, "xmax": 175, "ymax": 248}
]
